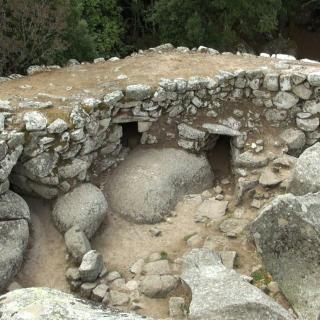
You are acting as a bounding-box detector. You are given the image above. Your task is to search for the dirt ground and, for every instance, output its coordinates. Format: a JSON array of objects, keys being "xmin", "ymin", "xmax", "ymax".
[
  {"xmin": 1, "ymin": 51, "xmax": 319, "ymax": 113},
  {"xmin": 14, "ymin": 157, "xmax": 265, "ymax": 319}
]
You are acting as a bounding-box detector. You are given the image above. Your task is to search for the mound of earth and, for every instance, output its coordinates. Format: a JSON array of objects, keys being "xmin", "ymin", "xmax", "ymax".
[
  {"xmin": 105, "ymin": 148, "xmax": 214, "ymax": 223},
  {"xmin": 0, "ymin": 191, "xmax": 30, "ymax": 292},
  {"xmin": 0, "ymin": 287, "xmax": 150, "ymax": 320},
  {"xmin": 251, "ymin": 192, "xmax": 320, "ymax": 319},
  {"xmin": 52, "ymin": 183, "xmax": 108, "ymax": 239}
]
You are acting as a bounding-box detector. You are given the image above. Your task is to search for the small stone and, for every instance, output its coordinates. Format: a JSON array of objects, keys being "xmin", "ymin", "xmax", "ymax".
[
  {"xmin": 111, "ymin": 278, "xmax": 126, "ymax": 290},
  {"xmin": 259, "ymin": 168, "xmax": 283, "ymax": 187},
  {"xmin": 107, "ymin": 271, "xmax": 122, "ymax": 282},
  {"xmin": 251, "ymin": 199, "xmax": 261, "ymax": 209},
  {"xmin": 215, "ymin": 194, "xmax": 225, "ymax": 201},
  {"xmin": 109, "ymin": 290, "xmax": 129, "ymax": 306},
  {"xmin": 92, "ymin": 284, "xmax": 109, "ymax": 302},
  {"xmin": 66, "ymin": 268, "xmax": 80, "ymax": 281},
  {"xmin": 268, "ymin": 281, "xmax": 280, "ymax": 294},
  {"xmin": 221, "ymin": 178, "xmax": 230, "ymax": 185},
  {"xmin": 219, "ymin": 218, "xmax": 249, "ymax": 236},
  {"xmin": 125, "ymin": 280, "xmax": 139, "ymax": 291},
  {"xmin": 186, "ymin": 234, "xmax": 203, "ymax": 248},
  {"xmin": 79, "ymin": 250, "xmax": 104, "ymax": 282},
  {"xmin": 130, "ymin": 259, "xmax": 145, "ymax": 275},
  {"xmin": 139, "ymin": 275, "xmax": 178, "ymax": 298},
  {"xmin": 65, "ymin": 226, "xmax": 91, "ymax": 263},
  {"xmin": 80, "ymin": 282, "xmax": 97, "ymax": 299},
  {"xmin": 220, "ymin": 251, "xmax": 237, "ymax": 269},
  {"xmin": 201, "ymin": 190, "xmax": 212, "ymax": 198},
  {"xmin": 214, "ymin": 185, "xmax": 223, "ymax": 194},
  {"xmin": 143, "ymin": 260, "xmax": 171, "ymax": 275},
  {"xmin": 149, "ymin": 227, "xmax": 161, "ymax": 237},
  {"xmin": 23, "ymin": 111, "xmax": 48, "ymax": 131},
  {"xmin": 297, "ymin": 117, "xmax": 320, "ymax": 132},
  {"xmin": 196, "ymin": 198, "xmax": 228, "ymax": 220},
  {"xmin": 169, "ymin": 297, "xmax": 188, "ymax": 319},
  {"xmin": 47, "ymin": 118, "xmax": 68, "ymax": 134}
]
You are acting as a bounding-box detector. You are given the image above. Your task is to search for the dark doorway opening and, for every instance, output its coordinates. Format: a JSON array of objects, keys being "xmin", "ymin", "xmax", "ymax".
[
  {"xmin": 206, "ymin": 135, "xmax": 233, "ymax": 181},
  {"xmin": 121, "ymin": 122, "xmax": 142, "ymax": 149}
]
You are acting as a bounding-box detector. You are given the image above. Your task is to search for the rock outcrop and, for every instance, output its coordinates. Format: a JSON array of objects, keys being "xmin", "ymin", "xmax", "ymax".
[
  {"xmin": 0, "ymin": 191, "xmax": 30, "ymax": 292},
  {"xmin": 52, "ymin": 183, "xmax": 107, "ymax": 238},
  {"xmin": 287, "ymin": 142, "xmax": 320, "ymax": 195},
  {"xmin": 105, "ymin": 148, "xmax": 214, "ymax": 223},
  {"xmin": 251, "ymin": 192, "xmax": 320, "ymax": 319},
  {"xmin": 0, "ymin": 287, "xmax": 150, "ymax": 320},
  {"xmin": 181, "ymin": 248, "xmax": 293, "ymax": 320}
]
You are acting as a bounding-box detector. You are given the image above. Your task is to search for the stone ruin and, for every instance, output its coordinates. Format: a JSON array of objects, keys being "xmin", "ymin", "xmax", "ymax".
[{"xmin": 1, "ymin": 44, "xmax": 320, "ymax": 319}]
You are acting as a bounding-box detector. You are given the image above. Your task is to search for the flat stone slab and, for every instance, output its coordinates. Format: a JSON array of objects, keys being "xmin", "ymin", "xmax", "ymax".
[{"xmin": 196, "ymin": 198, "xmax": 228, "ymax": 220}]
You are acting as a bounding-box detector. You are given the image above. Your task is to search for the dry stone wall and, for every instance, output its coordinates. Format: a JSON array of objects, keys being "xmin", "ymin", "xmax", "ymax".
[{"xmin": 1, "ymin": 47, "xmax": 320, "ymax": 199}]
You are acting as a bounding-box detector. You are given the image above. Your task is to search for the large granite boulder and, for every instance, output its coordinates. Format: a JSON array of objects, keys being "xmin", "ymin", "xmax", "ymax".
[
  {"xmin": 287, "ymin": 142, "xmax": 320, "ymax": 195},
  {"xmin": 0, "ymin": 287, "xmax": 150, "ymax": 320},
  {"xmin": 181, "ymin": 248, "xmax": 293, "ymax": 320},
  {"xmin": 105, "ymin": 148, "xmax": 213, "ymax": 223},
  {"xmin": 52, "ymin": 183, "xmax": 107, "ymax": 239},
  {"xmin": 0, "ymin": 191, "xmax": 30, "ymax": 292},
  {"xmin": 0, "ymin": 191, "xmax": 30, "ymax": 221},
  {"xmin": 251, "ymin": 193, "xmax": 320, "ymax": 319}
]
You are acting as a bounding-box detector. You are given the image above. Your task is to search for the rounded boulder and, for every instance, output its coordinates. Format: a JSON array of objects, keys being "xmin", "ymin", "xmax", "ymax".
[
  {"xmin": 52, "ymin": 183, "xmax": 107, "ymax": 239},
  {"xmin": 105, "ymin": 148, "xmax": 214, "ymax": 223}
]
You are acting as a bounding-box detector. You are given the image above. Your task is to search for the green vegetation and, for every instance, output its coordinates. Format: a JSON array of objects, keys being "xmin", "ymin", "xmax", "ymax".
[
  {"xmin": 0, "ymin": 0, "xmax": 319, "ymax": 75},
  {"xmin": 251, "ymin": 268, "xmax": 273, "ymax": 287}
]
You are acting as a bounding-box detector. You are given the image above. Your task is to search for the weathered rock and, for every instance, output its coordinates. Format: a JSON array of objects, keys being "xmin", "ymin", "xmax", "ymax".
[
  {"xmin": 23, "ymin": 111, "xmax": 47, "ymax": 131},
  {"xmin": 105, "ymin": 148, "xmax": 213, "ymax": 223},
  {"xmin": 92, "ymin": 283, "xmax": 109, "ymax": 302},
  {"xmin": 139, "ymin": 275, "xmax": 178, "ymax": 298},
  {"xmin": 234, "ymin": 151, "xmax": 268, "ymax": 168},
  {"xmin": 58, "ymin": 159, "xmax": 89, "ymax": 179},
  {"xmin": 104, "ymin": 91, "xmax": 124, "ymax": 105},
  {"xmin": 235, "ymin": 176, "xmax": 259, "ymax": 205},
  {"xmin": 219, "ymin": 218, "xmax": 249, "ymax": 237},
  {"xmin": 292, "ymin": 84, "xmax": 312, "ymax": 100},
  {"xmin": 196, "ymin": 198, "xmax": 228, "ymax": 220},
  {"xmin": 109, "ymin": 290, "xmax": 130, "ymax": 306},
  {"xmin": 23, "ymin": 152, "xmax": 59, "ymax": 178},
  {"xmin": 181, "ymin": 248, "xmax": 293, "ymax": 320},
  {"xmin": 178, "ymin": 123, "xmax": 206, "ymax": 140},
  {"xmin": 0, "ymin": 287, "xmax": 149, "ymax": 319},
  {"xmin": 259, "ymin": 167, "xmax": 283, "ymax": 187},
  {"xmin": 143, "ymin": 260, "xmax": 171, "ymax": 275},
  {"xmin": 0, "ymin": 190, "xmax": 30, "ymax": 221},
  {"xmin": 126, "ymin": 84, "xmax": 152, "ymax": 100},
  {"xmin": 279, "ymin": 128, "xmax": 306, "ymax": 155},
  {"xmin": 307, "ymin": 71, "xmax": 320, "ymax": 86},
  {"xmin": 65, "ymin": 226, "xmax": 91, "ymax": 263},
  {"xmin": 0, "ymin": 220, "xmax": 29, "ymax": 291},
  {"xmin": 287, "ymin": 142, "xmax": 320, "ymax": 195},
  {"xmin": 202, "ymin": 123, "xmax": 241, "ymax": 136},
  {"xmin": 47, "ymin": 118, "xmax": 69, "ymax": 133},
  {"xmin": 296, "ymin": 117, "xmax": 319, "ymax": 132},
  {"xmin": 169, "ymin": 297, "xmax": 188, "ymax": 319},
  {"xmin": 273, "ymin": 92, "xmax": 299, "ymax": 109},
  {"xmin": 251, "ymin": 192, "xmax": 320, "ymax": 319},
  {"xmin": 79, "ymin": 250, "xmax": 104, "ymax": 282},
  {"xmin": 219, "ymin": 251, "xmax": 237, "ymax": 269},
  {"xmin": 52, "ymin": 183, "xmax": 108, "ymax": 238}
]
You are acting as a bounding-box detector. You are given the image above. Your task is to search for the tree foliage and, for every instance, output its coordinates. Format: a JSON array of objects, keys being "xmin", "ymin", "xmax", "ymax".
[{"xmin": 0, "ymin": 0, "xmax": 319, "ymax": 75}]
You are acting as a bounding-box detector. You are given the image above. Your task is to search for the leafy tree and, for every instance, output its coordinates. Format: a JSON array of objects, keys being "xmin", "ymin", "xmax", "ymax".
[
  {"xmin": 0, "ymin": 0, "xmax": 68, "ymax": 75},
  {"xmin": 151, "ymin": 0, "xmax": 283, "ymax": 50},
  {"xmin": 81, "ymin": 0, "xmax": 125, "ymax": 57}
]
